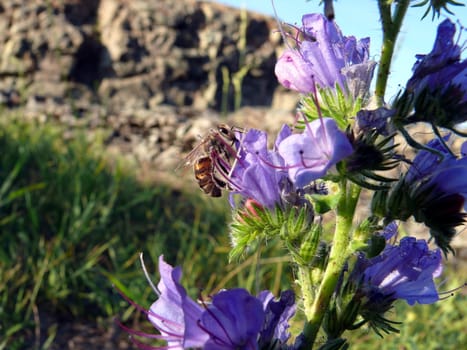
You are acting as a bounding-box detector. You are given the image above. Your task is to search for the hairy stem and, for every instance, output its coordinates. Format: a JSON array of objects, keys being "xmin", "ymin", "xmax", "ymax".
[
  {"xmin": 298, "ymin": 181, "xmax": 361, "ymax": 349},
  {"xmin": 374, "ymin": 0, "xmax": 410, "ymax": 105}
]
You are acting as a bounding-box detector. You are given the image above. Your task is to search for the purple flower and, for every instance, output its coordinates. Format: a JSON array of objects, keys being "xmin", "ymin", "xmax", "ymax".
[
  {"xmin": 380, "ymin": 221, "xmax": 398, "ymax": 241},
  {"xmin": 200, "ymin": 289, "xmax": 264, "ymax": 350},
  {"xmin": 277, "ymin": 118, "xmax": 353, "ymax": 187},
  {"xmin": 407, "ymin": 137, "xmax": 467, "ymax": 211},
  {"xmin": 405, "ymin": 19, "xmax": 467, "ymax": 126},
  {"xmin": 381, "ymin": 137, "xmax": 467, "ymax": 254},
  {"xmin": 407, "ymin": 19, "xmax": 466, "ymax": 94},
  {"xmin": 275, "ymin": 13, "xmax": 376, "ymax": 98},
  {"xmin": 275, "ymin": 49, "xmax": 318, "ymax": 93},
  {"xmin": 356, "ymin": 236, "xmax": 443, "ymax": 306},
  {"xmin": 228, "ymin": 126, "xmax": 290, "ymax": 209},
  {"xmin": 355, "ymin": 108, "xmax": 395, "ymax": 136},
  {"xmin": 405, "ymin": 136, "xmax": 453, "ymax": 183},
  {"xmin": 257, "ymin": 290, "xmax": 296, "ymax": 347},
  {"xmin": 120, "ymin": 256, "xmax": 295, "ymax": 349},
  {"xmin": 227, "ymin": 121, "xmax": 352, "ymax": 207},
  {"xmin": 148, "ymin": 256, "xmax": 208, "ymax": 349},
  {"xmin": 434, "ymin": 157, "xmax": 467, "ymax": 209}
]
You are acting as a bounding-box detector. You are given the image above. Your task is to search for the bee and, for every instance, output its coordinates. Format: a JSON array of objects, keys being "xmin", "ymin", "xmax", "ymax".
[
  {"xmin": 183, "ymin": 124, "xmax": 242, "ymax": 197},
  {"xmin": 193, "ymin": 156, "xmax": 224, "ymax": 197}
]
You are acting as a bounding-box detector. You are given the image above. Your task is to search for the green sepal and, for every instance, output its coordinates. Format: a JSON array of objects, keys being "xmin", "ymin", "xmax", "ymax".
[
  {"xmin": 317, "ymin": 338, "xmax": 349, "ymax": 350},
  {"xmin": 345, "ymin": 173, "xmax": 392, "ymax": 191},
  {"xmin": 308, "ymin": 181, "xmax": 341, "ymax": 214},
  {"xmin": 371, "ymin": 188, "xmax": 389, "ymax": 218},
  {"xmin": 229, "ymin": 203, "xmax": 278, "ymax": 260},
  {"xmin": 349, "ymin": 217, "xmax": 383, "ymax": 255},
  {"xmin": 363, "ymin": 234, "xmax": 387, "ymax": 258},
  {"xmin": 229, "ymin": 203, "xmax": 315, "ymax": 261},
  {"xmin": 300, "ymin": 84, "xmax": 362, "ymax": 130},
  {"xmin": 412, "ymin": 0, "xmax": 465, "ymax": 20},
  {"xmin": 361, "ymin": 311, "xmax": 402, "ymax": 338},
  {"xmin": 297, "ymin": 224, "xmax": 322, "ymax": 266}
]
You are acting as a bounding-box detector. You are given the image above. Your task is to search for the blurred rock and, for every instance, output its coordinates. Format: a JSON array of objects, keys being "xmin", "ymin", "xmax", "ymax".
[
  {"xmin": 0, "ymin": 0, "xmax": 295, "ymax": 113},
  {"xmin": 0, "ymin": 0, "xmax": 300, "ymax": 188}
]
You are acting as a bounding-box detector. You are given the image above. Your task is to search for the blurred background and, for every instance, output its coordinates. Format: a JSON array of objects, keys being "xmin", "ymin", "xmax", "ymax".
[{"xmin": 0, "ymin": 1, "xmax": 465, "ymax": 349}]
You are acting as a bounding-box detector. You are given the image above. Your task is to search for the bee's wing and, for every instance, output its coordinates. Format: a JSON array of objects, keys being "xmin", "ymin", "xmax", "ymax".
[{"xmin": 175, "ymin": 137, "xmax": 209, "ymax": 172}]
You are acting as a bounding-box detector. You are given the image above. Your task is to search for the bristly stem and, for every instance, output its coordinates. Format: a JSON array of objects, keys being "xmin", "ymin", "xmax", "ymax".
[
  {"xmin": 374, "ymin": 0, "xmax": 410, "ymax": 106},
  {"xmin": 298, "ymin": 180, "xmax": 361, "ymax": 349}
]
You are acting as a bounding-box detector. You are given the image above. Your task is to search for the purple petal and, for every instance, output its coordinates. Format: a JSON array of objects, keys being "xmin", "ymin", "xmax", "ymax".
[
  {"xmin": 275, "ymin": 13, "xmax": 373, "ymax": 95},
  {"xmin": 257, "ymin": 290, "xmax": 296, "ymax": 344},
  {"xmin": 149, "ymin": 256, "xmax": 208, "ymax": 348},
  {"xmin": 275, "ymin": 49, "xmax": 316, "ymax": 93},
  {"xmin": 362, "ymin": 237, "xmax": 443, "ymax": 305},
  {"xmin": 201, "ymin": 289, "xmax": 264, "ymax": 349},
  {"xmin": 230, "ymin": 129, "xmax": 287, "ymax": 208},
  {"xmin": 278, "ymin": 118, "xmax": 353, "ymax": 187},
  {"xmin": 407, "ymin": 18, "xmax": 466, "ymax": 104}
]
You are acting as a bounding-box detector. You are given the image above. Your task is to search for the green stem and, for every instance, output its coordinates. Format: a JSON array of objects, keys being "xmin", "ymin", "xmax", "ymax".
[
  {"xmin": 374, "ymin": 0, "xmax": 410, "ymax": 106},
  {"xmin": 298, "ymin": 181, "xmax": 361, "ymax": 349}
]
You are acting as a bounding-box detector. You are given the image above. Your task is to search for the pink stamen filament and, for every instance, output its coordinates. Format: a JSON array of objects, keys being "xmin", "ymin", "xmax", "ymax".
[
  {"xmin": 271, "ymin": 0, "xmax": 298, "ymax": 51},
  {"xmin": 253, "ymin": 149, "xmax": 323, "ymax": 173},
  {"xmin": 210, "ymin": 150, "xmax": 237, "ymax": 187},
  {"xmin": 116, "ymin": 318, "xmax": 172, "ymax": 341},
  {"xmin": 306, "ymin": 80, "xmax": 330, "ymax": 149},
  {"xmin": 114, "ymin": 286, "xmax": 184, "ymax": 337}
]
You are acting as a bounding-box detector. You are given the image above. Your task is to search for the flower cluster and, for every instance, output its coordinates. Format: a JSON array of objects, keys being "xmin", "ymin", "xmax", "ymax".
[
  {"xmin": 323, "ymin": 223, "xmax": 444, "ymax": 339},
  {"xmin": 119, "ymin": 5, "xmax": 466, "ymax": 350},
  {"xmin": 372, "ymin": 136, "xmax": 467, "ymax": 253},
  {"xmin": 395, "ymin": 18, "xmax": 467, "ymax": 129},
  {"xmin": 274, "ymin": 13, "xmax": 376, "ymax": 101},
  {"xmin": 226, "ymin": 118, "xmax": 352, "ymax": 210},
  {"xmin": 121, "ymin": 256, "xmax": 295, "ymax": 350},
  {"xmin": 351, "ymin": 225, "xmax": 443, "ymax": 307}
]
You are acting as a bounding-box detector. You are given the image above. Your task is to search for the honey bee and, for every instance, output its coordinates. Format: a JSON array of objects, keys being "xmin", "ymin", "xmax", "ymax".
[
  {"xmin": 193, "ymin": 156, "xmax": 224, "ymax": 197},
  {"xmin": 183, "ymin": 124, "xmax": 242, "ymax": 197}
]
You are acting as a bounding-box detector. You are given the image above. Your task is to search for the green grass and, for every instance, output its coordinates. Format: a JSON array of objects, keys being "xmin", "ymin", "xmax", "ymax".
[
  {"xmin": 0, "ymin": 114, "xmax": 291, "ymax": 349},
  {"xmin": 0, "ymin": 113, "xmax": 465, "ymax": 350},
  {"xmin": 0, "ymin": 116, "xmax": 226, "ymax": 349}
]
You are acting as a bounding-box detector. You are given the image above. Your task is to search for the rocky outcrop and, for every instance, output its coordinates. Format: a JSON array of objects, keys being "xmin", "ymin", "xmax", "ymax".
[
  {"xmin": 0, "ymin": 0, "xmax": 299, "ymax": 178},
  {"xmin": 0, "ymin": 0, "xmax": 294, "ymax": 113}
]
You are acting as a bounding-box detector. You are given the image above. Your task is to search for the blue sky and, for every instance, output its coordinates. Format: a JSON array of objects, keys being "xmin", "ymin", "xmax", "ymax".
[{"xmin": 212, "ymin": 0, "xmax": 466, "ymax": 100}]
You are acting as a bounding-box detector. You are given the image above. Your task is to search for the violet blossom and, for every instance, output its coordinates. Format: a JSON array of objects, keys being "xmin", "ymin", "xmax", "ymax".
[
  {"xmin": 406, "ymin": 136, "xmax": 467, "ymax": 204},
  {"xmin": 405, "ymin": 137, "xmax": 467, "ymax": 252},
  {"xmin": 228, "ymin": 125, "xmax": 291, "ymax": 209},
  {"xmin": 121, "ymin": 255, "xmax": 296, "ymax": 350},
  {"xmin": 405, "ymin": 136, "xmax": 467, "ymax": 213},
  {"xmin": 354, "ymin": 236, "xmax": 443, "ymax": 306},
  {"xmin": 405, "ymin": 18, "xmax": 467, "ymax": 126},
  {"xmin": 376, "ymin": 136, "xmax": 467, "ymax": 254},
  {"xmin": 275, "ymin": 13, "xmax": 376, "ymax": 99},
  {"xmin": 277, "ymin": 118, "xmax": 353, "ymax": 187},
  {"xmin": 200, "ymin": 288, "xmax": 264, "ymax": 349},
  {"xmin": 410, "ymin": 137, "xmax": 467, "ymax": 210},
  {"xmin": 406, "ymin": 18, "xmax": 466, "ymax": 95},
  {"xmin": 147, "ymin": 256, "xmax": 208, "ymax": 349},
  {"xmin": 227, "ymin": 120, "xmax": 352, "ymax": 206},
  {"xmin": 257, "ymin": 290, "xmax": 296, "ymax": 347}
]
